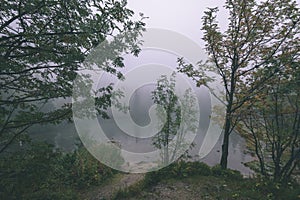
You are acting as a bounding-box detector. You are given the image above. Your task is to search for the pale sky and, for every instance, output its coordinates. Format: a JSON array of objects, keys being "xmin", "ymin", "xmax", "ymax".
[
  {"xmin": 127, "ymin": 0, "xmax": 229, "ymax": 47},
  {"xmin": 127, "ymin": 0, "xmax": 300, "ymax": 48}
]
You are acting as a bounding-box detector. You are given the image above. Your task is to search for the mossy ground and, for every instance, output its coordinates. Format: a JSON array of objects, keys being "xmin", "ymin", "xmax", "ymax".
[{"xmin": 111, "ymin": 162, "xmax": 300, "ymax": 200}]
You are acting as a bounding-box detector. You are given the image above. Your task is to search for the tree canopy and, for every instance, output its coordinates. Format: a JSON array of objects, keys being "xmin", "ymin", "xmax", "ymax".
[
  {"xmin": 0, "ymin": 0, "xmax": 145, "ymax": 153},
  {"xmin": 179, "ymin": 0, "xmax": 300, "ymax": 169}
]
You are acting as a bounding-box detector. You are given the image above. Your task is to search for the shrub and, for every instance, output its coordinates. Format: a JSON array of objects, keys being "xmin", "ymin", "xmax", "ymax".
[
  {"xmin": 141, "ymin": 161, "xmax": 212, "ymax": 189},
  {"xmin": 211, "ymin": 165, "xmax": 243, "ymax": 180},
  {"xmin": 0, "ymin": 141, "xmax": 117, "ymax": 199},
  {"xmin": 0, "ymin": 142, "xmax": 65, "ymax": 199},
  {"xmin": 254, "ymin": 178, "xmax": 300, "ymax": 200},
  {"xmin": 188, "ymin": 162, "xmax": 212, "ymax": 176},
  {"xmin": 57, "ymin": 146, "xmax": 115, "ymax": 189}
]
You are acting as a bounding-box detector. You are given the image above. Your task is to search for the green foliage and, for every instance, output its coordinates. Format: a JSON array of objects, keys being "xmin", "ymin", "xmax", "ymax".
[
  {"xmin": 152, "ymin": 73, "xmax": 181, "ymax": 165},
  {"xmin": 178, "ymin": 0, "xmax": 300, "ymax": 169},
  {"xmin": 57, "ymin": 146, "xmax": 115, "ymax": 189},
  {"xmin": 0, "ymin": 0, "xmax": 145, "ymax": 153},
  {"xmin": 143, "ymin": 161, "xmax": 213, "ymax": 186},
  {"xmin": 22, "ymin": 189, "xmax": 78, "ymax": 200},
  {"xmin": 113, "ymin": 161, "xmax": 299, "ymax": 200},
  {"xmin": 112, "ymin": 161, "xmax": 213, "ymax": 199},
  {"xmin": 211, "ymin": 165, "xmax": 243, "ymax": 180},
  {"xmin": 90, "ymin": 143, "xmax": 125, "ymax": 169},
  {"xmin": 252, "ymin": 178, "xmax": 300, "ymax": 200},
  {"xmin": 112, "ymin": 180, "xmax": 144, "ymax": 200},
  {"xmin": 0, "ymin": 141, "xmax": 116, "ymax": 199},
  {"xmin": 241, "ymin": 61, "xmax": 300, "ymax": 182},
  {"xmin": 144, "ymin": 161, "xmax": 243, "ymax": 182},
  {"xmin": 159, "ymin": 161, "xmax": 213, "ymax": 178},
  {"xmin": 151, "ymin": 73, "xmax": 199, "ymax": 165}
]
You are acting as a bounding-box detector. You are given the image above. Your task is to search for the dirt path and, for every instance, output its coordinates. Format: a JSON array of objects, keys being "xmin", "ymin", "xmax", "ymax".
[{"xmin": 82, "ymin": 173, "xmax": 145, "ymax": 200}]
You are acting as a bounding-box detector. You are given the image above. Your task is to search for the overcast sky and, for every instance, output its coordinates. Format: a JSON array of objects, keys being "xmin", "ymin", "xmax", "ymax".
[
  {"xmin": 127, "ymin": 0, "xmax": 226, "ymax": 47},
  {"xmin": 127, "ymin": 0, "xmax": 300, "ymax": 48}
]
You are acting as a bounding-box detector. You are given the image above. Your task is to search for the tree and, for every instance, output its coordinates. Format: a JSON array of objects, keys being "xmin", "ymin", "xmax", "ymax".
[
  {"xmin": 152, "ymin": 73, "xmax": 199, "ymax": 165},
  {"xmin": 0, "ymin": 0, "xmax": 145, "ymax": 153},
  {"xmin": 178, "ymin": 0, "xmax": 300, "ymax": 169},
  {"xmin": 152, "ymin": 73, "xmax": 181, "ymax": 165},
  {"xmin": 240, "ymin": 59, "xmax": 300, "ymax": 182}
]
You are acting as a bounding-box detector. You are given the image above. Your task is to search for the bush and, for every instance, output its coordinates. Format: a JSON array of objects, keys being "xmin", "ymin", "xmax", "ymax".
[
  {"xmin": 140, "ymin": 161, "xmax": 212, "ymax": 189},
  {"xmin": 57, "ymin": 146, "xmax": 115, "ymax": 189},
  {"xmin": 90, "ymin": 143, "xmax": 125, "ymax": 169},
  {"xmin": 0, "ymin": 142, "xmax": 65, "ymax": 199},
  {"xmin": 112, "ymin": 181, "xmax": 145, "ymax": 200},
  {"xmin": 0, "ymin": 141, "xmax": 117, "ymax": 199},
  {"xmin": 253, "ymin": 178, "xmax": 300, "ymax": 200},
  {"xmin": 211, "ymin": 165, "xmax": 243, "ymax": 180},
  {"xmin": 188, "ymin": 162, "xmax": 212, "ymax": 176}
]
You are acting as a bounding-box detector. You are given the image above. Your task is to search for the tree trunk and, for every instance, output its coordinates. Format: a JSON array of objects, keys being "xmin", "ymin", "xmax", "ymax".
[
  {"xmin": 220, "ymin": 88, "xmax": 234, "ymax": 169},
  {"xmin": 164, "ymin": 147, "xmax": 169, "ymax": 165},
  {"xmin": 220, "ymin": 116, "xmax": 231, "ymax": 169}
]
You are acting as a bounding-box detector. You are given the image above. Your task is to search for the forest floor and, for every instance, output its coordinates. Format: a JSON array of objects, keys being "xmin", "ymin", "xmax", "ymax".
[
  {"xmin": 79, "ymin": 163, "xmax": 300, "ymax": 200},
  {"xmin": 80, "ymin": 173, "xmax": 145, "ymax": 200},
  {"xmin": 81, "ymin": 173, "xmax": 300, "ymax": 200}
]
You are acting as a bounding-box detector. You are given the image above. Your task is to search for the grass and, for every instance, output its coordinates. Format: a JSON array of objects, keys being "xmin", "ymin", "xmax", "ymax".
[{"xmin": 112, "ymin": 161, "xmax": 300, "ymax": 200}]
